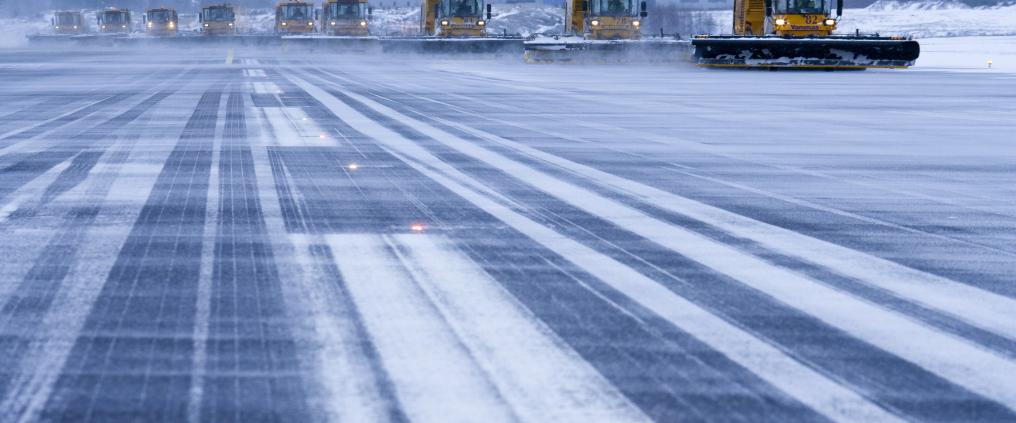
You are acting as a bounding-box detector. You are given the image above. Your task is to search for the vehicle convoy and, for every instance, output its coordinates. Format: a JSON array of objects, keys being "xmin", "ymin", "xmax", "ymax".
[
  {"xmin": 52, "ymin": 11, "xmax": 84, "ymax": 35},
  {"xmin": 276, "ymin": 1, "xmax": 316, "ymax": 34},
  {"xmin": 200, "ymin": 4, "xmax": 237, "ymax": 35},
  {"xmin": 144, "ymin": 8, "xmax": 179, "ymax": 36},
  {"xmin": 97, "ymin": 8, "xmax": 132, "ymax": 34},
  {"xmin": 691, "ymin": 0, "xmax": 920, "ymax": 68},
  {"xmin": 523, "ymin": 0, "xmax": 685, "ymax": 63},
  {"xmin": 322, "ymin": 0, "xmax": 371, "ymax": 36}
]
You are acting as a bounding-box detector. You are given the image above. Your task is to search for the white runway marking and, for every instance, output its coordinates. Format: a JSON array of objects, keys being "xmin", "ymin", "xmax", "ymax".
[
  {"xmin": 263, "ymin": 107, "xmax": 329, "ymax": 147},
  {"xmin": 313, "ymin": 75, "xmax": 1016, "ymax": 414},
  {"xmin": 250, "ymin": 107, "xmax": 390, "ymax": 422},
  {"xmin": 328, "ymin": 234, "xmax": 515, "ymax": 423},
  {"xmin": 382, "ymin": 233, "xmax": 647, "ymax": 423},
  {"xmin": 291, "ymin": 74, "xmax": 904, "ymax": 423},
  {"xmin": 443, "ymin": 118, "xmax": 1016, "ymax": 345},
  {"xmin": 251, "ymin": 82, "xmax": 282, "ymax": 94}
]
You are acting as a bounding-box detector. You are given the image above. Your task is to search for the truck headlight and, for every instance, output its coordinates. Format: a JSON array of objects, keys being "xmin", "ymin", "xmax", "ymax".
[
  {"xmin": 590, "ymin": 19, "xmax": 599, "ymax": 26},
  {"xmin": 147, "ymin": 22, "xmax": 153, "ymax": 27},
  {"xmin": 73, "ymin": 25, "xmax": 78, "ymax": 29},
  {"xmin": 824, "ymin": 19, "xmax": 835, "ymax": 26},
  {"xmin": 632, "ymin": 20, "xmax": 640, "ymax": 27},
  {"xmin": 360, "ymin": 20, "xmax": 367, "ymax": 26},
  {"xmin": 477, "ymin": 20, "xmax": 485, "ymax": 26},
  {"xmin": 55, "ymin": 26, "xmax": 60, "ymax": 29},
  {"xmin": 440, "ymin": 19, "xmax": 449, "ymax": 26},
  {"xmin": 774, "ymin": 18, "xmax": 787, "ymax": 25},
  {"xmin": 169, "ymin": 22, "xmax": 175, "ymax": 28},
  {"xmin": 122, "ymin": 25, "xmax": 127, "ymax": 28},
  {"xmin": 228, "ymin": 22, "xmax": 234, "ymax": 26},
  {"xmin": 281, "ymin": 22, "xmax": 287, "ymax": 26},
  {"xmin": 204, "ymin": 23, "xmax": 209, "ymax": 27},
  {"xmin": 331, "ymin": 21, "xmax": 336, "ymax": 25},
  {"xmin": 308, "ymin": 21, "xmax": 314, "ymax": 25}
]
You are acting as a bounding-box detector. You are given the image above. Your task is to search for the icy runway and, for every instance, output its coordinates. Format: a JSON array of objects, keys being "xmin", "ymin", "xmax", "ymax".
[{"xmin": 1, "ymin": 47, "xmax": 1015, "ymax": 422}]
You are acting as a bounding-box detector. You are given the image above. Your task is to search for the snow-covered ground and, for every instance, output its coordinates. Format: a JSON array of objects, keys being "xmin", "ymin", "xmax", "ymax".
[
  {"xmin": 917, "ymin": 35, "xmax": 1016, "ymax": 71},
  {"xmin": 0, "ymin": 45, "xmax": 1015, "ymax": 421}
]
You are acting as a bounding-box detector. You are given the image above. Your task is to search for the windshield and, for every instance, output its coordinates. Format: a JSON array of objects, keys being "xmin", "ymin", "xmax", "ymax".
[
  {"xmin": 55, "ymin": 13, "xmax": 80, "ymax": 25},
  {"xmin": 589, "ymin": 0, "xmax": 635, "ymax": 17},
  {"xmin": 203, "ymin": 7, "xmax": 235, "ymax": 21},
  {"xmin": 774, "ymin": 0, "xmax": 830, "ymax": 14},
  {"xmin": 148, "ymin": 10, "xmax": 173, "ymax": 23},
  {"xmin": 327, "ymin": 2, "xmax": 365, "ymax": 18},
  {"xmin": 280, "ymin": 4, "xmax": 312, "ymax": 20},
  {"xmin": 101, "ymin": 11, "xmax": 128, "ymax": 25},
  {"xmin": 442, "ymin": 0, "xmax": 481, "ymax": 17}
]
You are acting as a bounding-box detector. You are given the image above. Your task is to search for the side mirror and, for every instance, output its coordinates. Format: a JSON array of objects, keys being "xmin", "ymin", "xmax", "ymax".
[
  {"xmin": 836, "ymin": 0, "xmax": 843, "ymax": 16},
  {"xmin": 639, "ymin": 1, "xmax": 647, "ymax": 17},
  {"xmin": 198, "ymin": 13, "xmax": 203, "ymax": 22},
  {"xmin": 142, "ymin": 15, "xmax": 147, "ymax": 24},
  {"xmin": 315, "ymin": 10, "xmax": 319, "ymax": 20},
  {"xmin": 764, "ymin": 0, "xmax": 772, "ymax": 16},
  {"xmin": 582, "ymin": 0, "xmax": 589, "ymax": 10},
  {"xmin": 486, "ymin": 4, "xmax": 492, "ymax": 20},
  {"xmin": 369, "ymin": 7, "xmax": 374, "ymax": 15},
  {"xmin": 51, "ymin": 17, "xmax": 55, "ymax": 25}
]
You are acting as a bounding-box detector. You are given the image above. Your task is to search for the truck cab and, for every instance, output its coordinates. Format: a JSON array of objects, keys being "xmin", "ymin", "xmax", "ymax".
[
  {"xmin": 97, "ymin": 8, "xmax": 132, "ymax": 34},
  {"xmin": 572, "ymin": 0, "xmax": 647, "ymax": 40},
  {"xmin": 200, "ymin": 4, "xmax": 237, "ymax": 35},
  {"xmin": 423, "ymin": 0, "xmax": 492, "ymax": 37},
  {"xmin": 52, "ymin": 11, "xmax": 84, "ymax": 35},
  {"xmin": 322, "ymin": 0, "xmax": 371, "ymax": 36},
  {"xmin": 766, "ymin": 0, "xmax": 841, "ymax": 37},
  {"xmin": 276, "ymin": 1, "xmax": 316, "ymax": 34},
  {"xmin": 144, "ymin": 8, "xmax": 179, "ymax": 36}
]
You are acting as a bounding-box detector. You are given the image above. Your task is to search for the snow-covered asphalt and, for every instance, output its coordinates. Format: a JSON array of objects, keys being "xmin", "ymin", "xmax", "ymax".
[{"xmin": 1, "ymin": 47, "xmax": 1015, "ymax": 422}]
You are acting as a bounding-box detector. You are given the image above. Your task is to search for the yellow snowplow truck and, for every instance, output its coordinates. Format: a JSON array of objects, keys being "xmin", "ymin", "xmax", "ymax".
[
  {"xmin": 276, "ymin": 1, "xmax": 316, "ymax": 34},
  {"xmin": 200, "ymin": 4, "xmax": 237, "ymax": 35},
  {"xmin": 524, "ymin": 0, "xmax": 685, "ymax": 63},
  {"xmin": 575, "ymin": 0, "xmax": 646, "ymax": 40},
  {"xmin": 144, "ymin": 8, "xmax": 178, "ymax": 36},
  {"xmin": 422, "ymin": 0, "xmax": 491, "ymax": 37},
  {"xmin": 52, "ymin": 11, "xmax": 84, "ymax": 34},
  {"xmin": 97, "ymin": 8, "xmax": 132, "ymax": 34},
  {"xmin": 322, "ymin": 0, "xmax": 371, "ymax": 36},
  {"xmin": 692, "ymin": 0, "xmax": 919, "ymax": 68}
]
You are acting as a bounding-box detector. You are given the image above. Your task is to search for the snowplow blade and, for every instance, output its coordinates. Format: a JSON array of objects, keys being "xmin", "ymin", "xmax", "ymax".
[
  {"xmin": 692, "ymin": 36, "xmax": 920, "ymax": 69},
  {"xmin": 524, "ymin": 36, "xmax": 690, "ymax": 63},
  {"xmin": 279, "ymin": 36, "xmax": 382, "ymax": 53},
  {"xmin": 380, "ymin": 37, "xmax": 523, "ymax": 55}
]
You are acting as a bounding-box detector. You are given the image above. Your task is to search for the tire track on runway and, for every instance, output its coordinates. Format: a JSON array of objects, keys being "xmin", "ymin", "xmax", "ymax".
[
  {"xmin": 316, "ymin": 67, "xmax": 1016, "ymax": 300},
  {"xmin": 38, "ymin": 84, "xmax": 225, "ymax": 422},
  {"xmin": 195, "ymin": 89, "xmax": 312, "ymax": 422},
  {"xmin": 285, "ymin": 70, "xmax": 884, "ymax": 422},
  {"xmin": 0, "ymin": 74, "xmax": 196, "ymax": 422},
  {"xmin": 324, "ymin": 69, "xmax": 1016, "ymax": 349},
  {"xmin": 288, "ymin": 71, "xmax": 1016, "ymax": 420},
  {"xmin": 332, "ymin": 91, "xmax": 1016, "ymax": 360}
]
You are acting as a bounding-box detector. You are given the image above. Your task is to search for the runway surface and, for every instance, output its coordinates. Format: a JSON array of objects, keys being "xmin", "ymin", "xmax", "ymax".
[{"xmin": 1, "ymin": 47, "xmax": 1015, "ymax": 422}]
